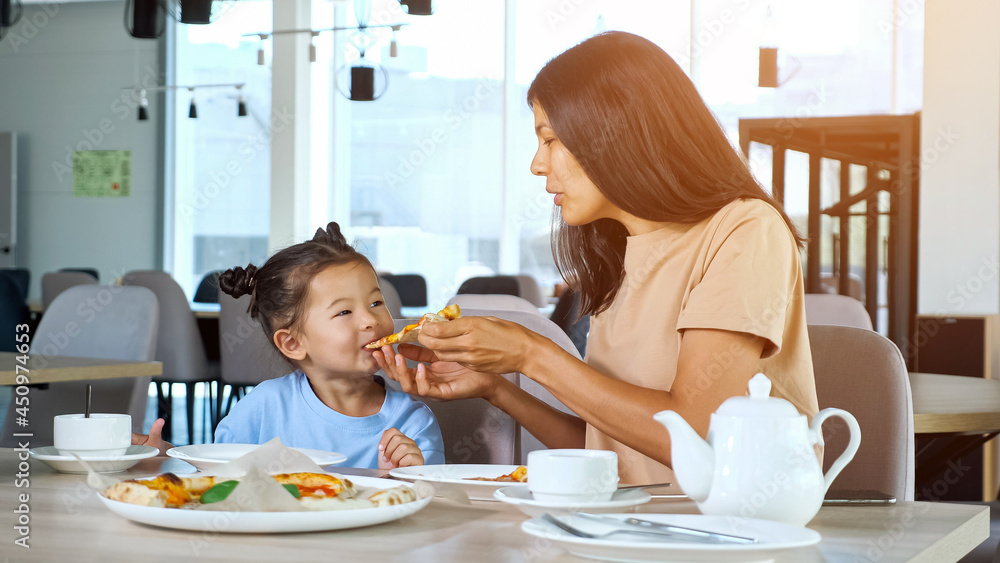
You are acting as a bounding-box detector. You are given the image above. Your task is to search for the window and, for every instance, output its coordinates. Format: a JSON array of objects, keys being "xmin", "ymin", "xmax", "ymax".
[{"xmin": 171, "ymin": 0, "xmax": 273, "ymax": 297}]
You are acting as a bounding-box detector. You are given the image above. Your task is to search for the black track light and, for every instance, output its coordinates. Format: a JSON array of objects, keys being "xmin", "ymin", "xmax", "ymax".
[
  {"xmin": 138, "ymin": 90, "xmax": 149, "ymax": 121},
  {"xmin": 125, "ymin": 0, "xmax": 164, "ymax": 39},
  {"xmin": 398, "ymin": 0, "xmax": 433, "ymax": 16},
  {"xmin": 237, "ymin": 89, "xmax": 247, "ymax": 117},
  {"xmin": 179, "ymin": 0, "xmax": 213, "ymax": 24},
  {"xmin": 188, "ymin": 90, "xmax": 198, "ymax": 118}
]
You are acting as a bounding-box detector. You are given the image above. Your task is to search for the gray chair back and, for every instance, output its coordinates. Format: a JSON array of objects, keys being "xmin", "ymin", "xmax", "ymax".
[
  {"xmin": 808, "ymin": 324, "xmax": 914, "ymax": 501},
  {"xmin": 380, "ymin": 274, "xmax": 428, "ymax": 307},
  {"xmin": 804, "ymin": 294, "xmax": 873, "ymax": 330},
  {"xmin": 218, "ymin": 292, "xmax": 290, "ymax": 386},
  {"xmin": 0, "ymin": 268, "xmax": 29, "ymax": 301},
  {"xmin": 515, "ymin": 274, "xmax": 547, "ymax": 307},
  {"xmin": 122, "ymin": 270, "xmax": 214, "ymax": 384},
  {"xmin": 447, "ymin": 293, "xmax": 540, "ymax": 314},
  {"xmin": 1, "ymin": 285, "xmax": 158, "ymax": 444},
  {"xmin": 378, "ymin": 276, "xmax": 403, "ymax": 318},
  {"xmin": 41, "ymin": 271, "xmax": 98, "ymax": 310}
]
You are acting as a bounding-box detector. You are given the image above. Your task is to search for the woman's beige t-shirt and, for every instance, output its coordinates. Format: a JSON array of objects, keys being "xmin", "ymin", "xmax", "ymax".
[{"xmin": 585, "ymin": 198, "xmax": 818, "ymax": 485}]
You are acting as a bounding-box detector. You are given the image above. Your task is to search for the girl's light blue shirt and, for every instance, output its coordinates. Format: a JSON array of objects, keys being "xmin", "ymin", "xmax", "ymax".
[{"xmin": 215, "ymin": 371, "xmax": 445, "ymax": 468}]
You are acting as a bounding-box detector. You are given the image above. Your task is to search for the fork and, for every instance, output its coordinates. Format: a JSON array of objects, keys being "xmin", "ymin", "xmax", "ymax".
[{"xmin": 539, "ymin": 513, "xmax": 712, "ymax": 542}]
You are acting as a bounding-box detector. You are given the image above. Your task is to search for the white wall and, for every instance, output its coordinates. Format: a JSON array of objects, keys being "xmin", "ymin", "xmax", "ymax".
[
  {"xmin": 0, "ymin": 1, "xmax": 163, "ymax": 299},
  {"xmin": 918, "ymin": 0, "xmax": 1000, "ymax": 315}
]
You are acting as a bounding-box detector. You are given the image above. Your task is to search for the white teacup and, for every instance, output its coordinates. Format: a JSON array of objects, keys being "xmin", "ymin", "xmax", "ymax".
[
  {"xmin": 528, "ymin": 449, "xmax": 619, "ymax": 503},
  {"xmin": 53, "ymin": 413, "xmax": 131, "ymax": 458}
]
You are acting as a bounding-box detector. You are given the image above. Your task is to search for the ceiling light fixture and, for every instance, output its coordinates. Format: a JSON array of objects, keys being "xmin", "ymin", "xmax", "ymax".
[
  {"xmin": 122, "ymin": 83, "xmax": 245, "ymax": 121},
  {"xmin": 0, "ymin": 0, "xmax": 23, "ymax": 41},
  {"xmin": 124, "ymin": 0, "xmax": 165, "ymax": 39},
  {"xmin": 137, "ymin": 89, "xmax": 149, "ymax": 121}
]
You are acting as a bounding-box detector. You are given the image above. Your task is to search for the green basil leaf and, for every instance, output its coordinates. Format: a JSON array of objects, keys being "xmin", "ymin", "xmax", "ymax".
[
  {"xmin": 283, "ymin": 483, "xmax": 301, "ymax": 498},
  {"xmin": 200, "ymin": 480, "xmax": 239, "ymax": 504}
]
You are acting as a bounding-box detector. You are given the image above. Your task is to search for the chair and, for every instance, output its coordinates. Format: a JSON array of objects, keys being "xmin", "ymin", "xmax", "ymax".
[
  {"xmin": 122, "ymin": 270, "xmax": 220, "ymax": 445},
  {"xmin": 0, "ymin": 274, "xmax": 29, "ymax": 353},
  {"xmin": 0, "ymin": 285, "xmax": 158, "ymax": 446},
  {"xmin": 804, "ymin": 294, "xmax": 873, "ymax": 330},
  {"xmin": 446, "ymin": 293, "xmax": 541, "ymax": 314},
  {"xmin": 41, "ymin": 271, "xmax": 98, "ymax": 311},
  {"xmin": 59, "ymin": 267, "xmax": 100, "ymax": 281},
  {"xmin": 457, "ymin": 275, "xmax": 521, "ymax": 298},
  {"xmin": 216, "ymin": 292, "xmax": 291, "ymax": 422},
  {"xmin": 549, "ymin": 288, "xmax": 590, "ymax": 357},
  {"xmin": 379, "ymin": 274, "xmax": 428, "ymax": 307},
  {"xmin": 515, "ymin": 274, "xmax": 547, "ymax": 307},
  {"xmin": 0, "ymin": 267, "xmax": 29, "ymax": 301},
  {"xmin": 378, "ymin": 276, "xmax": 403, "ymax": 318},
  {"xmin": 193, "ymin": 270, "xmax": 224, "ymax": 304},
  {"xmin": 808, "ymin": 324, "xmax": 914, "ymax": 501}
]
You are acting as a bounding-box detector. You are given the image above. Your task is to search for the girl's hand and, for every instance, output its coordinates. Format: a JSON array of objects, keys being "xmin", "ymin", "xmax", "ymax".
[
  {"xmin": 377, "ymin": 428, "xmax": 424, "ymax": 469},
  {"xmin": 374, "ymin": 344, "xmax": 500, "ymax": 401},
  {"xmin": 131, "ymin": 418, "xmax": 173, "ymax": 456},
  {"xmin": 416, "ymin": 316, "xmax": 537, "ymax": 374}
]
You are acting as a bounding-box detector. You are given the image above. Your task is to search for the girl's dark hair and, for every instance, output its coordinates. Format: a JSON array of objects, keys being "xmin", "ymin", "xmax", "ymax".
[
  {"xmin": 527, "ymin": 31, "xmax": 803, "ymax": 317},
  {"xmin": 218, "ymin": 222, "xmax": 372, "ymax": 353}
]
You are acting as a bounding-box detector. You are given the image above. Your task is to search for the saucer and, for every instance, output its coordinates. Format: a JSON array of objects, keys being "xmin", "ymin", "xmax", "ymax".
[
  {"xmin": 30, "ymin": 445, "xmax": 159, "ymax": 474},
  {"xmin": 494, "ymin": 486, "xmax": 651, "ymax": 517}
]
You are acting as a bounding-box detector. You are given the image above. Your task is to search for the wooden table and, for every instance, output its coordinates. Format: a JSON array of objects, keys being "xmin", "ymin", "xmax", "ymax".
[
  {"xmin": 1, "ymin": 449, "xmax": 988, "ymax": 562},
  {"xmin": 911, "ymin": 372, "xmax": 1000, "ymax": 501},
  {"xmin": 0, "ymin": 352, "xmax": 161, "ymax": 386},
  {"xmin": 910, "ymin": 372, "xmax": 1000, "ymax": 434}
]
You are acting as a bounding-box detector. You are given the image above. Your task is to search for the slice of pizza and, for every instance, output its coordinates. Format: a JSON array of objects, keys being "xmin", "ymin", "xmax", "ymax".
[
  {"xmin": 365, "ymin": 304, "xmax": 462, "ymax": 349},
  {"xmin": 106, "ymin": 473, "xmax": 218, "ymax": 507}
]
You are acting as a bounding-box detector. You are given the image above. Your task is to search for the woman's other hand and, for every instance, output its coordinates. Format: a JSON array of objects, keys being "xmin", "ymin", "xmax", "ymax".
[{"xmin": 373, "ymin": 344, "xmax": 501, "ymax": 401}]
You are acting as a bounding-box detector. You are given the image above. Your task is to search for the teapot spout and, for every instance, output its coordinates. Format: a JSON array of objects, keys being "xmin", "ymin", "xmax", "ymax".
[{"xmin": 653, "ymin": 410, "xmax": 714, "ymax": 502}]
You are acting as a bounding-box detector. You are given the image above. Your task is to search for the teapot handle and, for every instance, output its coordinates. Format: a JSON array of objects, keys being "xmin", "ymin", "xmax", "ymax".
[{"xmin": 810, "ymin": 408, "xmax": 862, "ymax": 494}]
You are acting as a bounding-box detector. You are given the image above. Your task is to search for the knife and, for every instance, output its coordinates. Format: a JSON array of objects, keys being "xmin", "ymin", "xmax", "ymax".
[{"xmin": 574, "ymin": 512, "xmax": 758, "ymax": 544}]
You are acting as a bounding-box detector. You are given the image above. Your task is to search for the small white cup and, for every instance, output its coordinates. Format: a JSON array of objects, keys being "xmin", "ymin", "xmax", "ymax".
[
  {"xmin": 53, "ymin": 413, "xmax": 131, "ymax": 458},
  {"xmin": 528, "ymin": 449, "xmax": 619, "ymax": 503}
]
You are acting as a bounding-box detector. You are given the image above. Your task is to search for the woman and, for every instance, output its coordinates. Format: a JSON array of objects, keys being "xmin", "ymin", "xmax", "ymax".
[{"xmin": 374, "ymin": 31, "xmax": 818, "ymax": 485}]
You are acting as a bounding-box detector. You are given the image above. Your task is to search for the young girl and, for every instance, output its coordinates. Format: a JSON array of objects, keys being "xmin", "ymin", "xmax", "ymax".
[{"xmin": 136, "ymin": 223, "xmax": 444, "ymax": 469}]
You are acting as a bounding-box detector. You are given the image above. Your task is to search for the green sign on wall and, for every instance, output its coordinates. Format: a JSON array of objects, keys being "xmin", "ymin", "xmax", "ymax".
[{"xmin": 73, "ymin": 150, "xmax": 131, "ymax": 197}]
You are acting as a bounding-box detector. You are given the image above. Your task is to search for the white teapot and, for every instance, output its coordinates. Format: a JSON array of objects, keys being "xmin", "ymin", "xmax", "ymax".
[{"xmin": 654, "ymin": 373, "xmax": 861, "ymax": 526}]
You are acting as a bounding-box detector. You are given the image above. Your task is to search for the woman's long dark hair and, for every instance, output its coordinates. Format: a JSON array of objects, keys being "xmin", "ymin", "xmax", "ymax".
[{"xmin": 528, "ymin": 31, "xmax": 802, "ymax": 316}]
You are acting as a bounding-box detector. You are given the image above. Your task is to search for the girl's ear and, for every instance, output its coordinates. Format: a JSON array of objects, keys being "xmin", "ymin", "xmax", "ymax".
[{"xmin": 274, "ymin": 328, "xmax": 307, "ymax": 361}]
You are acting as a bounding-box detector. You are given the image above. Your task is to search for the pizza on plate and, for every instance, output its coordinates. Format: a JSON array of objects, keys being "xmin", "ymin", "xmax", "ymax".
[
  {"xmin": 365, "ymin": 304, "xmax": 462, "ymax": 349},
  {"xmin": 104, "ymin": 471, "xmax": 376, "ymax": 510}
]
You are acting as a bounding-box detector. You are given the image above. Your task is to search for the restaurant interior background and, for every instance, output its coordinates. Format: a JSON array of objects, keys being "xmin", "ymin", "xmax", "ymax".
[{"xmin": 1, "ymin": 0, "xmax": 999, "ymax": 490}]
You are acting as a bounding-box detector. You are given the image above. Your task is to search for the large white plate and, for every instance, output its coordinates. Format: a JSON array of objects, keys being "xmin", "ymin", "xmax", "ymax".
[
  {"xmin": 389, "ymin": 464, "xmax": 526, "ymax": 500},
  {"xmin": 98, "ymin": 475, "xmax": 431, "ymax": 533},
  {"xmin": 495, "ymin": 486, "xmax": 651, "ymax": 517},
  {"xmin": 30, "ymin": 445, "xmax": 158, "ymax": 474},
  {"xmin": 167, "ymin": 443, "xmax": 347, "ymax": 470},
  {"xmin": 522, "ymin": 513, "xmax": 821, "ymax": 563}
]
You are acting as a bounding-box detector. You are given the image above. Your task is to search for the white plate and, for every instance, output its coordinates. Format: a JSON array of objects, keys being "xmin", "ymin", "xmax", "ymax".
[
  {"xmin": 98, "ymin": 475, "xmax": 432, "ymax": 533},
  {"xmin": 166, "ymin": 443, "xmax": 347, "ymax": 470},
  {"xmin": 389, "ymin": 464, "xmax": 526, "ymax": 500},
  {"xmin": 494, "ymin": 486, "xmax": 651, "ymax": 517},
  {"xmin": 522, "ymin": 513, "xmax": 821, "ymax": 563},
  {"xmin": 30, "ymin": 445, "xmax": 158, "ymax": 474}
]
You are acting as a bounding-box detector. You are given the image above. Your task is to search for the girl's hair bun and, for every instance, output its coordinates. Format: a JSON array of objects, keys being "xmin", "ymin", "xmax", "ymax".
[
  {"xmin": 311, "ymin": 222, "xmax": 348, "ymax": 248},
  {"xmin": 218, "ymin": 264, "xmax": 258, "ymax": 298}
]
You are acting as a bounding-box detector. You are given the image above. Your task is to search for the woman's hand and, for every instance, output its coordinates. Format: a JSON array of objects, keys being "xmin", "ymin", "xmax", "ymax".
[
  {"xmin": 377, "ymin": 428, "xmax": 423, "ymax": 469},
  {"xmin": 416, "ymin": 316, "xmax": 537, "ymax": 374},
  {"xmin": 131, "ymin": 418, "xmax": 173, "ymax": 456},
  {"xmin": 373, "ymin": 344, "xmax": 501, "ymax": 401}
]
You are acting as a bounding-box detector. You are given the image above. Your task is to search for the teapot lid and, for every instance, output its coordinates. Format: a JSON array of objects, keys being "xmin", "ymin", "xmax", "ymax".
[{"xmin": 715, "ymin": 373, "xmax": 801, "ymax": 418}]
